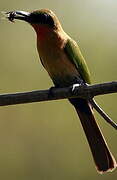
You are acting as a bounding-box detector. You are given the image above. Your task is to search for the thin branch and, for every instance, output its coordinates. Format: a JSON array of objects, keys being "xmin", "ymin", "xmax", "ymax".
[
  {"xmin": 0, "ymin": 81, "xmax": 116, "ymax": 106},
  {"xmin": 89, "ymin": 99, "xmax": 117, "ymax": 130}
]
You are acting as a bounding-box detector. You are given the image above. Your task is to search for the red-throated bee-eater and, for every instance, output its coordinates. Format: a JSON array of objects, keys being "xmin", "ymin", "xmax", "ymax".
[{"xmin": 6, "ymin": 9, "xmax": 117, "ymax": 173}]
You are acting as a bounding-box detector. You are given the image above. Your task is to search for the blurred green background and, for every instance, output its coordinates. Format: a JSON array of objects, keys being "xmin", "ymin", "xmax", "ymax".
[{"xmin": 0, "ymin": 0, "xmax": 117, "ymax": 179}]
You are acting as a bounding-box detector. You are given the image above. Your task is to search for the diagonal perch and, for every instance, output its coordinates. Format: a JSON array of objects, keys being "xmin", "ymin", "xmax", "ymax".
[
  {"xmin": 0, "ymin": 81, "xmax": 116, "ymax": 106},
  {"xmin": 0, "ymin": 81, "xmax": 116, "ymax": 130}
]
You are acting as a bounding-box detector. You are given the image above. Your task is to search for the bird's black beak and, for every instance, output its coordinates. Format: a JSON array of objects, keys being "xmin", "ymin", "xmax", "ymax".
[{"xmin": 6, "ymin": 11, "xmax": 30, "ymax": 22}]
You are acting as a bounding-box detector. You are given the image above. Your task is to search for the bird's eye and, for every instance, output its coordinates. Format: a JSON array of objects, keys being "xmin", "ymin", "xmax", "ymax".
[{"xmin": 29, "ymin": 13, "xmax": 55, "ymax": 27}]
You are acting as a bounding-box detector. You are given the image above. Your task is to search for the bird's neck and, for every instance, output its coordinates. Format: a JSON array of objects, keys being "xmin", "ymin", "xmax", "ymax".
[
  {"xmin": 32, "ymin": 25, "xmax": 51, "ymax": 42},
  {"xmin": 32, "ymin": 24, "xmax": 68, "ymax": 45}
]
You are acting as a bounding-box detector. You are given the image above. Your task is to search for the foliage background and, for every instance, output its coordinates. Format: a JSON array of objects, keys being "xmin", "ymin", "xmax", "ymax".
[{"xmin": 0, "ymin": 0, "xmax": 117, "ymax": 179}]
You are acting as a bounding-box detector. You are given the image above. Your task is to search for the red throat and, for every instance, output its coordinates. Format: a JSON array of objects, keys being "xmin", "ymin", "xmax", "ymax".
[{"xmin": 32, "ymin": 24, "xmax": 51, "ymax": 42}]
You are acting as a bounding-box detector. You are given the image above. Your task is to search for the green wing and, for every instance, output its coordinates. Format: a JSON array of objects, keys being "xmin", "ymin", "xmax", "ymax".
[{"xmin": 64, "ymin": 38, "xmax": 91, "ymax": 84}]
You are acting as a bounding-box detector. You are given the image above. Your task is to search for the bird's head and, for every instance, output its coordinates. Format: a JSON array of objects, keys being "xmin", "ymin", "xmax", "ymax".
[{"xmin": 7, "ymin": 9, "xmax": 63, "ymax": 35}]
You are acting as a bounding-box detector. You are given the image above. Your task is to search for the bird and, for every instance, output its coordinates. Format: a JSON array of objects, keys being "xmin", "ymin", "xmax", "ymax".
[{"xmin": 6, "ymin": 9, "xmax": 117, "ymax": 173}]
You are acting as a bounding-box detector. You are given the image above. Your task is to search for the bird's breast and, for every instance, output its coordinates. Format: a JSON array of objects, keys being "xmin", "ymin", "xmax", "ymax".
[{"xmin": 37, "ymin": 33, "xmax": 80, "ymax": 87}]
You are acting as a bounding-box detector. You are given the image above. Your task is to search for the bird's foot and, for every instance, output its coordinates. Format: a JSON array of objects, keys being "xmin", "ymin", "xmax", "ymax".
[
  {"xmin": 72, "ymin": 83, "xmax": 89, "ymax": 94},
  {"xmin": 72, "ymin": 83, "xmax": 81, "ymax": 92}
]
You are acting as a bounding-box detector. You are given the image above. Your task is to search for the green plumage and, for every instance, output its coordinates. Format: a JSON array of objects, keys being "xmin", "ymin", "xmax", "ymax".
[{"xmin": 64, "ymin": 39, "xmax": 91, "ymax": 84}]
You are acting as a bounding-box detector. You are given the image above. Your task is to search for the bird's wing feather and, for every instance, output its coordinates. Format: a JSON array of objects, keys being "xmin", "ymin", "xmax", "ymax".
[{"xmin": 64, "ymin": 38, "xmax": 91, "ymax": 84}]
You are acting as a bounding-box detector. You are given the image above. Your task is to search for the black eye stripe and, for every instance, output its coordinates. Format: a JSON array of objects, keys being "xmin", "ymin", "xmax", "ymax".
[
  {"xmin": 29, "ymin": 13, "xmax": 55, "ymax": 27},
  {"xmin": 40, "ymin": 14, "xmax": 49, "ymax": 23}
]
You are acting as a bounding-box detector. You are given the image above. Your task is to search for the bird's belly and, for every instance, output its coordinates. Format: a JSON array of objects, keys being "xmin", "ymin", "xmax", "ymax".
[{"xmin": 40, "ymin": 51, "xmax": 81, "ymax": 87}]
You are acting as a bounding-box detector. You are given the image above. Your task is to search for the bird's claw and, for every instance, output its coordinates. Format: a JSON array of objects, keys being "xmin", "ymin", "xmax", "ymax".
[
  {"xmin": 72, "ymin": 83, "xmax": 81, "ymax": 92},
  {"xmin": 72, "ymin": 83, "xmax": 89, "ymax": 94}
]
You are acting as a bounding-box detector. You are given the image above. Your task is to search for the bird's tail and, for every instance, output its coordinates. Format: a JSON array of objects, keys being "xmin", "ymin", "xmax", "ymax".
[{"xmin": 69, "ymin": 98, "xmax": 117, "ymax": 173}]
